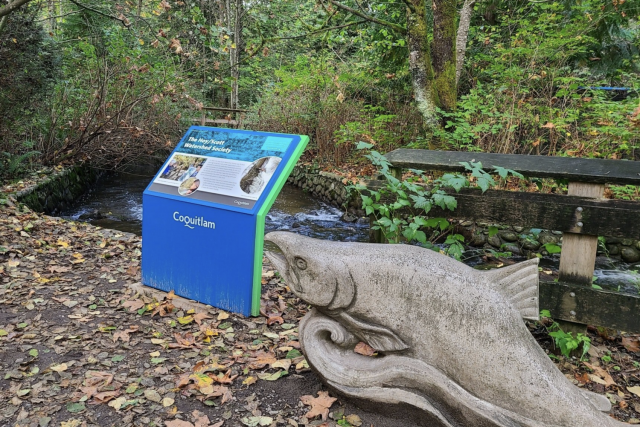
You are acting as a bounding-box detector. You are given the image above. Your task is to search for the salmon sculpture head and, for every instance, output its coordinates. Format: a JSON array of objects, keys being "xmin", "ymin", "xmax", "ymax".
[{"xmin": 265, "ymin": 231, "xmax": 355, "ymax": 310}]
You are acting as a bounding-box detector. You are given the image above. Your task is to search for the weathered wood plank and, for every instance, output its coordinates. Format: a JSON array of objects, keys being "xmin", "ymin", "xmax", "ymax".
[
  {"xmin": 385, "ymin": 149, "xmax": 640, "ymax": 185},
  {"xmin": 193, "ymin": 118, "xmax": 239, "ymax": 125},
  {"xmin": 540, "ymin": 281, "xmax": 640, "ymax": 333},
  {"xmin": 363, "ymin": 181, "xmax": 640, "ymax": 238},
  {"xmin": 558, "ymin": 183, "xmax": 604, "ymax": 285},
  {"xmin": 201, "ymin": 106, "xmax": 249, "ymax": 112}
]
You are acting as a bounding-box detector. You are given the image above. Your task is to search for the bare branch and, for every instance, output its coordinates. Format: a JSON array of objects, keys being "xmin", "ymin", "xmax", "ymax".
[
  {"xmin": 0, "ymin": 0, "xmax": 34, "ymax": 18},
  {"xmin": 274, "ymin": 20, "xmax": 367, "ymax": 41},
  {"xmin": 67, "ymin": 0, "xmax": 130, "ymax": 27},
  {"xmin": 323, "ymin": 0, "xmax": 407, "ymax": 35}
]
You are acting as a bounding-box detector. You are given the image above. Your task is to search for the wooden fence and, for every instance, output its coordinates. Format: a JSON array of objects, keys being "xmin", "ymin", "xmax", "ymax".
[{"xmin": 381, "ymin": 149, "xmax": 640, "ymax": 332}]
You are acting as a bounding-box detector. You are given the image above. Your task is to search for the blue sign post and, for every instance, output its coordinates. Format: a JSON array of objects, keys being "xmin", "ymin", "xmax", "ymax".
[{"xmin": 142, "ymin": 127, "xmax": 308, "ymax": 316}]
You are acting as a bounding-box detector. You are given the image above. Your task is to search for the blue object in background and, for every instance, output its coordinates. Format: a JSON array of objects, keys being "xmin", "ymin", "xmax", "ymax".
[{"xmin": 142, "ymin": 127, "xmax": 308, "ymax": 316}]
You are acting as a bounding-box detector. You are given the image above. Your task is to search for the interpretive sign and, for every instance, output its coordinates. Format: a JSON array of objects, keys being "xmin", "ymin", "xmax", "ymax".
[{"xmin": 142, "ymin": 126, "xmax": 308, "ymax": 316}]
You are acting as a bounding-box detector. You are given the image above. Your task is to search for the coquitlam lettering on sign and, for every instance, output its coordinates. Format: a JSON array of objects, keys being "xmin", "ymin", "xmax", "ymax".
[{"xmin": 173, "ymin": 212, "xmax": 216, "ymax": 229}]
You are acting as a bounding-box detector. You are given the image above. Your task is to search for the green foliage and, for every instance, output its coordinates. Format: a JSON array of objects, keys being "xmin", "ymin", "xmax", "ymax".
[
  {"xmin": 540, "ymin": 310, "xmax": 591, "ymax": 360},
  {"xmin": 447, "ymin": 0, "xmax": 639, "ymax": 158},
  {"xmin": 0, "ymin": 6, "xmax": 59, "ymax": 158},
  {"xmin": 542, "ymin": 243, "xmax": 562, "ymax": 254},
  {"xmin": 0, "ymin": 150, "xmax": 40, "ymax": 180},
  {"xmin": 350, "ymin": 144, "xmax": 521, "ymax": 259},
  {"xmin": 252, "ymin": 55, "xmax": 422, "ymax": 164}
]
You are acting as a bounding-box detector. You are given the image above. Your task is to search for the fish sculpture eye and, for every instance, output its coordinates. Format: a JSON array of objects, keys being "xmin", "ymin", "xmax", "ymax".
[{"xmin": 294, "ymin": 257, "xmax": 308, "ymax": 270}]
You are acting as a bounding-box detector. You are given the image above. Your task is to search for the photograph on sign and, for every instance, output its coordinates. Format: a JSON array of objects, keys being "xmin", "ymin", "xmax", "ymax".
[
  {"xmin": 148, "ymin": 129, "xmax": 293, "ymax": 209},
  {"xmin": 178, "ymin": 178, "xmax": 201, "ymax": 196},
  {"xmin": 158, "ymin": 154, "xmax": 207, "ymax": 182},
  {"xmin": 239, "ymin": 157, "xmax": 281, "ymax": 195}
]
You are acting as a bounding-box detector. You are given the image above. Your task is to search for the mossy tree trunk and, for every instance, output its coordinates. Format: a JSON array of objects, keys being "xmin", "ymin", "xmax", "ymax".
[
  {"xmin": 407, "ymin": 0, "xmax": 439, "ymax": 130},
  {"xmin": 431, "ymin": 0, "xmax": 457, "ymax": 114},
  {"xmin": 406, "ymin": 0, "xmax": 457, "ymax": 147},
  {"xmin": 322, "ymin": 0, "xmax": 468, "ymax": 141}
]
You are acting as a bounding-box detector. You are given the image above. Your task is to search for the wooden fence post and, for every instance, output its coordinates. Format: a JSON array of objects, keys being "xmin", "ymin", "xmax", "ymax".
[{"xmin": 557, "ymin": 182, "xmax": 605, "ymax": 334}]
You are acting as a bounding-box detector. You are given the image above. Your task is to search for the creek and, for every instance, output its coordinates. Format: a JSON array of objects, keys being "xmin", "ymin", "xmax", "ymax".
[{"xmin": 60, "ymin": 172, "xmax": 640, "ymax": 296}]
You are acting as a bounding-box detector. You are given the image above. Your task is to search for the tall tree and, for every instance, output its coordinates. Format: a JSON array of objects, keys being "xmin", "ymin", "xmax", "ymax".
[{"xmin": 317, "ymin": 0, "xmax": 475, "ymax": 134}]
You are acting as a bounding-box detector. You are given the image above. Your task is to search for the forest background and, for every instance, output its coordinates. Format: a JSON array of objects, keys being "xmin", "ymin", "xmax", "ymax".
[{"xmin": 0, "ymin": 0, "xmax": 639, "ymax": 181}]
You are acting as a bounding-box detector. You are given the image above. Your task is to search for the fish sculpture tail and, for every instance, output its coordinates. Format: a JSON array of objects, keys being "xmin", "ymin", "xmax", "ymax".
[
  {"xmin": 300, "ymin": 308, "xmax": 560, "ymax": 427},
  {"xmin": 483, "ymin": 258, "xmax": 540, "ymax": 321}
]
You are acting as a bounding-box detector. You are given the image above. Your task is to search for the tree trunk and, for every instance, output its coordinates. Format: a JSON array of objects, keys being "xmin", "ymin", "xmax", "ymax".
[
  {"xmin": 406, "ymin": 0, "xmax": 439, "ymax": 130},
  {"xmin": 431, "ymin": 0, "xmax": 457, "ymax": 112},
  {"xmin": 456, "ymin": 0, "xmax": 475, "ymax": 86},
  {"xmin": 230, "ymin": 0, "xmax": 242, "ymax": 111}
]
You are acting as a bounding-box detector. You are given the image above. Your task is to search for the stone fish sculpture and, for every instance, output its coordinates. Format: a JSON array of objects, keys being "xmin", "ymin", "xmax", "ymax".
[{"xmin": 264, "ymin": 231, "xmax": 626, "ymax": 427}]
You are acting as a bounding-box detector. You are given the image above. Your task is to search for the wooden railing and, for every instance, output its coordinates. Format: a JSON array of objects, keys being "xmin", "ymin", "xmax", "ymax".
[
  {"xmin": 193, "ymin": 106, "xmax": 249, "ymax": 128},
  {"xmin": 382, "ymin": 149, "xmax": 640, "ymax": 332}
]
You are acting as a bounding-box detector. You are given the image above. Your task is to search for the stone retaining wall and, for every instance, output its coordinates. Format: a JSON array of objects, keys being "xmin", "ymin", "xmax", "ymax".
[
  {"xmin": 15, "ymin": 165, "xmax": 103, "ymax": 214},
  {"xmin": 286, "ymin": 163, "xmax": 640, "ymax": 262}
]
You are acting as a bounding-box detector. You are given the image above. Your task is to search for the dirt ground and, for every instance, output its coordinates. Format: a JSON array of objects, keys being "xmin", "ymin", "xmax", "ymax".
[{"xmin": 2, "ymin": 197, "xmax": 640, "ymax": 427}]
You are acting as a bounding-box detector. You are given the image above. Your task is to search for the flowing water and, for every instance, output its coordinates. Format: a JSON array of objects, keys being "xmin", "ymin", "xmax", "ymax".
[{"xmin": 60, "ymin": 172, "xmax": 640, "ymax": 296}]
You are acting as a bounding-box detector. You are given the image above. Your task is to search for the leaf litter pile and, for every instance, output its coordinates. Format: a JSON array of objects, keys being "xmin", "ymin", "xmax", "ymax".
[{"xmin": 2, "ymin": 197, "xmax": 640, "ymax": 427}]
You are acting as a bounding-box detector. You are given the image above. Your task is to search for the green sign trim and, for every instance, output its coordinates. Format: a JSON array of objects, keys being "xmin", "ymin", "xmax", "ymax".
[{"xmin": 250, "ymin": 135, "xmax": 309, "ymax": 316}]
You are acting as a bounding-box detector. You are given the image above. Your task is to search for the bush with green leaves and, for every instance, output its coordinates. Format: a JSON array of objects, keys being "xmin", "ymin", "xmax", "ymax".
[
  {"xmin": 251, "ymin": 54, "xmax": 423, "ymax": 165},
  {"xmin": 540, "ymin": 310, "xmax": 591, "ymax": 361},
  {"xmin": 350, "ymin": 142, "xmax": 523, "ymax": 259},
  {"xmin": 446, "ymin": 0, "xmax": 639, "ymax": 158}
]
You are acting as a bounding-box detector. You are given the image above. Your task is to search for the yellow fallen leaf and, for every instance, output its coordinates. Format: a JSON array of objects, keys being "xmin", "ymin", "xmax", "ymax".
[
  {"xmin": 108, "ymin": 396, "xmax": 127, "ymax": 411},
  {"xmin": 272, "ymin": 359, "xmax": 291, "ymax": 371},
  {"xmin": 200, "ymin": 384, "xmax": 214, "ymax": 395},
  {"xmin": 243, "ymin": 376, "xmax": 257, "ymax": 386},
  {"xmin": 177, "ymin": 315, "xmax": 194, "ymax": 325},
  {"xmin": 162, "ymin": 397, "xmax": 174, "ymax": 407},
  {"xmin": 151, "ymin": 338, "xmax": 165, "ymax": 345},
  {"xmin": 190, "ymin": 372, "xmax": 214, "ymax": 388},
  {"xmin": 50, "ymin": 363, "xmax": 68, "ymax": 372},
  {"xmin": 217, "ymin": 311, "xmax": 229, "ymax": 320},
  {"xmin": 628, "ymin": 386, "xmax": 640, "ymax": 397},
  {"xmin": 57, "ymin": 240, "xmax": 69, "ymax": 248},
  {"xmin": 72, "ymin": 253, "xmax": 83, "ymax": 259}
]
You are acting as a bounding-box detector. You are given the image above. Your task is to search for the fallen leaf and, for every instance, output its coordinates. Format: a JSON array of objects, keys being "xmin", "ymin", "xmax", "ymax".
[
  {"xmin": 300, "ymin": 391, "xmax": 337, "ymax": 421},
  {"xmin": 266, "ymin": 316, "xmax": 283, "ymax": 325},
  {"xmin": 629, "ymin": 386, "xmax": 640, "ymax": 397},
  {"xmin": 50, "ymin": 363, "xmax": 68, "ymax": 372},
  {"xmin": 242, "ymin": 376, "xmax": 257, "ymax": 386},
  {"xmin": 622, "ymin": 336, "xmax": 640, "ymax": 353},
  {"xmin": 165, "ymin": 420, "xmax": 194, "ymax": 427},
  {"xmin": 93, "ymin": 390, "xmax": 121, "ymax": 403},
  {"xmin": 354, "ymin": 342, "xmax": 376, "ymax": 356},
  {"xmin": 194, "ymin": 312, "xmax": 213, "ymax": 325},
  {"xmin": 108, "ymin": 396, "xmax": 127, "ymax": 411},
  {"xmin": 583, "ymin": 362, "xmax": 616, "ymax": 387},
  {"xmin": 345, "ymin": 414, "xmax": 362, "ymax": 426},
  {"xmin": 272, "ymin": 359, "xmax": 291, "ymax": 371},
  {"xmin": 122, "ymin": 300, "xmax": 145, "ymax": 311},
  {"xmin": 144, "ymin": 389, "xmax": 162, "ymax": 403}
]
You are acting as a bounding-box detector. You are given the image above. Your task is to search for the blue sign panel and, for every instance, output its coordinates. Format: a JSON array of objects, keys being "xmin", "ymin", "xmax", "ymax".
[{"xmin": 142, "ymin": 127, "xmax": 308, "ymax": 316}]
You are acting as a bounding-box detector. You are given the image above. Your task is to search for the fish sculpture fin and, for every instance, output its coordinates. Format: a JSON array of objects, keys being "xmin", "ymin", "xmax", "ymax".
[
  {"xmin": 485, "ymin": 258, "xmax": 540, "ymax": 321},
  {"xmin": 334, "ymin": 312, "xmax": 410, "ymax": 352}
]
